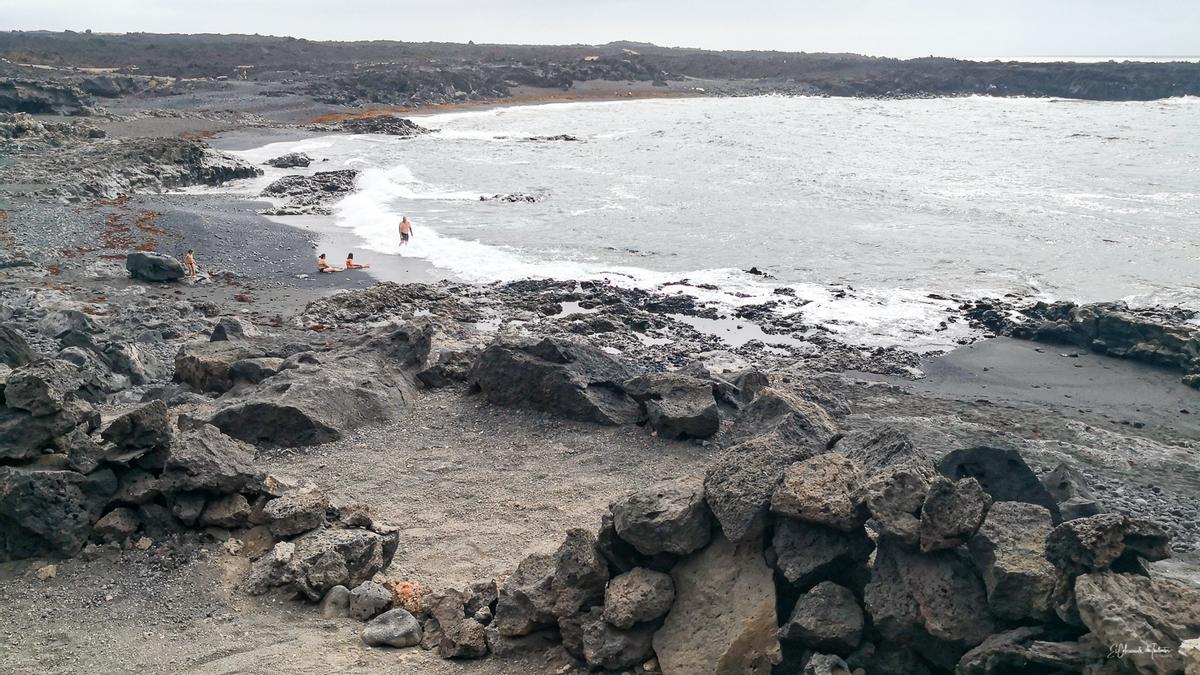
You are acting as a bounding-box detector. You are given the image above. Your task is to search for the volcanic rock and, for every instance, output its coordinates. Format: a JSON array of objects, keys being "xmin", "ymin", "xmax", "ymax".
[
  {"xmin": 199, "ymin": 493, "xmax": 251, "ymax": 528},
  {"xmin": 319, "ymin": 585, "xmax": 351, "ymax": 618},
  {"xmin": 159, "ymin": 424, "xmax": 263, "ymax": 494},
  {"xmin": 704, "ymin": 433, "xmax": 823, "ymax": 542},
  {"xmin": 246, "ymin": 526, "xmax": 399, "ymax": 601},
  {"xmin": 779, "ymin": 581, "xmax": 863, "ymax": 655},
  {"xmin": 0, "ymin": 466, "xmax": 117, "ymax": 560},
  {"xmin": 210, "ymin": 317, "xmax": 260, "ymax": 342},
  {"xmin": 603, "ymin": 567, "xmax": 675, "ymax": 629},
  {"xmin": 1075, "ymin": 571, "xmax": 1200, "ymax": 675},
  {"xmin": 492, "ymin": 553, "xmax": 556, "ymax": 637},
  {"xmin": 126, "ymin": 252, "xmax": 185, "ymax": 282},
  {"xmin": 350, "ymin": 580, "xmax": 393, "ymax": 621},
  {"xmin": 918, "ymin": 476, "xmax": 991, "ymax": 552},
  {"xmin": 771, "ymin": 454, "xmax": 867, "ymax": 531},
  {"xmin": 362, "ymin": 608, "xmax": 422, "ymax": 648},
  {"xmin": 728, "ymin": 387, "xmax": 839, "ymax": 448},
  {"xmin": 174, "ymin": 340, "xmax": 268, "ymax": 393},
  {"xmin": 580, "ymin": 606, "xmax": 656, "ymax": 670},
  {"xmin": 1044, "ymin": 513, "xmax": 1172, "ymax": 576},
  {"xmin": 91, "ymin": 506, "xmax": 140, "ymax": 544},
  {"xmin": 261, "ymin": 486, "xmax": 328, "ymax": 537},
  {"xmin": 100, "ymin": 400, "xmax": 171, "ymax": 452},
  {"xmin": 624, "ymin": 372, "xmax": 720, "ymax": 439},
  {"xmin": 967, "ymin": 501, "xmax": 1057, "ymax": 621},
  {"xmin": 855, "ymin": 459, "xmax": 937, "ymax": 546},
  {"xmin": 1040, "ymin": 462, "xmax": 1103, "ymax": 521},
  {"xmin": 936, "ymin": 446, "xmax": 1060, "ymax": 521},
  {"xmin": 769, "ymin": 518, "xmax": 873, "ymax": 590},
  {"xmin": 0, "ymin": 325, "xmax": 37, "ymax": 367},
  {"xmin": 264, "ymin": 152, "xmax": 312, "ymax": 168},
  {"xmin": 4, "ymin": 358, "xmax": 82, "ymax": 416},
  {"xmin": 611, "ymin": 477, "xmax": 712, "ymax": 557}
]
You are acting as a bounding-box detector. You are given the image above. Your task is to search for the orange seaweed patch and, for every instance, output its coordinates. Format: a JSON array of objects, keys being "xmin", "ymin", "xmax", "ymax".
[
  {"xmin": 0, "ymin": 211, "xmax": 8, "ymax": 221},
  {"xmin": 96, "ymin": 196, "xmax": 130, "ymax": 207}
]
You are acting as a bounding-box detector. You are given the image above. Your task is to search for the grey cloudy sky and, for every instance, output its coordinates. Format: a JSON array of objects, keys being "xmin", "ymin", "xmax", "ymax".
[{"xmin": 3, "ymin": 1, "xmax": 1197, "ymax": 57}]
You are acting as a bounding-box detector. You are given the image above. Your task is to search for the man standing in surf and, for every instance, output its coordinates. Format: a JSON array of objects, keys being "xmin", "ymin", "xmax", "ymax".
[{"xmin": 398, "ymin": 216, "xmax": 414, "ymax": 246}]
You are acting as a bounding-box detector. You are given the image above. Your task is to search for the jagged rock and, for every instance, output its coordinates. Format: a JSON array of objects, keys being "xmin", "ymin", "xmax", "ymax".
[
  {"xmin": 112, "ymin": 468, "xmax": 161, "ymax": 505},
  {"xmin": 653, "ymin": 533, "xmax": 781, "ymax": 674},
  {"xmin": 1044, "ymin": 513, "xmax": 1172, "ymax": 576},
  {"xmin": 624, "ymin": 372, "xmax": 719, "ymax": 439},
  {"xmin": 4, "ymin": 358, "xmax": 82, "ymax": 416},
  {"xmin": 955, "ymin": 626, "xmax": 1108, "ymax": 675},
  {"xmin": 704, "ymin": 433, "xmax": 822, "ymax": 542},
  {"xmin": 91, "ymin": 507, "xmax": 140, "ymax": 544},
  {"xmin": 967, "ymin": 501, "xmax": 1057, "ymax": 622},
  {"xmin": 208, "ymin": 360, "xmax": 411, "ymax": 447},
  {"xmin": 549, "ymin": 528, "xmax": 609, "ymax": 618},
  {"xmin": 264, "ymin": 152, "xmax": 313, "ymax": 168},
  {"xmin": 462, "ymin": 579, "xmax": 498, "ymax": 618},
  {"xmin": 611, "ymin": 477, "xmax": 712, "ymax": 556},
  {"xmin": 1041, "ymin": 463, "xmax": 1103, "ymax": 521},
  {"xmin": 210, "ymin": 317, "xmax": 260, "ymax": 342},
  {"xmin": 174, "ymin": 340, "xmax": 268, "ymax": 394},
  {"xmin": 354, "ymin": 320, "xmax": 433, "ymax": 367},
  {"xmin": 855, "ymin": 459, "xmax": 936, "ymax": 546},
  {"xmin": 936, "ymin": 446, "xmax": 1060, "ymax": 522},
  {"xmin": 492, "ymin": 553, "xmax": 556, "ymax": 637},
  {"xmin": 470, "ymin": 337, "xmax": 641, "ymax": 425},
  {"xmin": 803, "ymin": 653, "xmax": 851, "ymax": 675},
  {"xmin": 769, "ymin": 518, "xmax": 874, "ymax": 590},
  {"xmin": 484, "ymin": 626, "xmax": 559, "ymax": 656},
  {"xmin": 126, "ymin": 252, "xmax": 185, "ymax": 282},
  {"xmin": 321, "ymin": 116, "xmax": 430, "ymax": 136},
  {"xmin": 595, "ymin": 511, "xmax": 676, "ymax": 575},
  {"xmin": 229, "ymin": 357, "xmax": 283, "ymax": 385},
  {"xmin": 167, "ymin": 491, "xmax": 205, "ymax": 526},
  {"xmin": 918, "ymin": 477, "xmax": 991, "ymax": 552},
  {"xmin": 260, "ymin": 170, "xmax": 358, "ymax": 214},
  {"xmin": 0, "ymin": 325, "xmax": 36, "ymax": 368},
  {"xmin": 362, "ymin": 608, "xmax": 422, "ymax": 648},
  {"xmin": 320, "ymin": 585, "xmax": 351, "ymax": 618},
  {"xmin": 420, "ymin": 618, "xmax": 443, "ymax": 651},
  {"xmin": 101, "ymin": 400, "xmax": 171, "ymax": 452},
  {"xmin": 262, "ymin": 486, "xmax": 328, "ymax": 537},
  {"xmin": 159, "ymin": 424, "xmax": 263, "ymax": 494},
  {"xmin": 416, "ymin": 348, "xmax": 478, "ymax": 388},
  {"xmin": 838, "ymin": 425, "xmax": 923, "ymax": 476},
  {"xmin": 728, "ymin": 387, "xmax": 839, "ymax": 448},
  {"xmin": 246, "ymin": 526, "xmax": 399, "ymax": 600},
  {"xmin": 39, "ymin": 309, "xmax": 100, "ymax": 337},
  {"xmin": 0, "ymin": 404, "xmax": 91, "ymax": 461},
  {"xmin": 350, "ymin": 580, "xmax": 394, "ymax": 620},
  {"xmin": 0, "ymin": 467, "xmax": 117, "ymax": 560},
  {"xmin": 863, "ymin": 538, "xmax": 996, "ymax": 670},
  {"xmin": 779, "ymin": 582, "xmax": 863, "ymax": 655},
  {"xmin": 581, "ymin": 606, "xmax": 656, "ymax": 670},
  {"xmin": 771, "ymin": 454, "xmax": 866, "ymax": 531},
  {"xmin": 199, "ymin": 493, "xmax": 251, "ymax": 528},
  {"xmin": 430, "ymin": 589, "xmax": 488, "ymax": 659},
  {"xmin": 603, "ymin": 567, "xmax": 675, "ymax": 629},
  {"xmin": 1075, "ymin": 571, "xmax": 1200, "ymax": 675}
]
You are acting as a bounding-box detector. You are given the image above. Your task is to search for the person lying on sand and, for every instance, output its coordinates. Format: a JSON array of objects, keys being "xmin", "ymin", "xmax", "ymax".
[
  {"xmin": 345, "ymin": 252, "xmax": 370, "ymax": 269},
  {"xmin": 398, "ymin": 216, "xmax": 413, "ymax": 246},
  {"xmin": 184, "ymin": 249, "xmax": 197, "ymax": 276},
  {"xmin": 317, "ymin": 253, "xmax": 343, "ymax": 273}
]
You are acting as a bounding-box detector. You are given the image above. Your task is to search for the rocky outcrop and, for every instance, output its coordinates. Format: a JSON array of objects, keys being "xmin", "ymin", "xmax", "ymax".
[
  {"xmin": 259, "ymin": 170, "xmax": 358, "ymax": 215},
  {"xmin": 311, "ymin": 116, "xmax": 431, "ymax": 137},
  {"xmin": 1044, "ymin": 513, "xmax": 1172, "ymax": 576},
  {"xmin": 727, "ymin": 387, "xmax": 839, "ymax": 448},
  {"xmin": 653, "ymin": 533, "xmax": 781, "ymax": 674},
  {"xmin": 966, "ymin": 501, "xmax": 1057, "ymax": 621},
  {"xmin": 624, "ymin": 372, "xmax": 720, "ymax": 439},
  {"xmin": 0, "ymin": 78, "xmax": 93, "ymax": 115},
  {"xmin": 264, "ymin": 152, "xmax": 313, "ymax": 168},
  {"xmin": 470, "ymin": 337, "xmax": 641, "ymax": 425},
  {"xmin": 0, "ymin": 325, "xmax": 37, "ymax": 368},
  {"xmin": 126, "ymin": 252, "xmax": 185, "ymax": 282},
  {"xmin": 936, "ymin": 446, "xmax": 1061, "ymax": 521}
]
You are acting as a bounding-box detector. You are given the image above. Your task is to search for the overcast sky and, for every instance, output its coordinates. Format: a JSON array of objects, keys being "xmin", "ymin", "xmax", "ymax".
[{"xmin": 3, "ymin": 0, "xmax": 1198, "ymax": 58}]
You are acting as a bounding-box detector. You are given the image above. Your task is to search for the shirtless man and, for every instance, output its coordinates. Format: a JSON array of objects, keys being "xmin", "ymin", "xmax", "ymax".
[
  {"xmin": 184, "ymin": 249, "xmax": 197, "ymax": 276},
  {"xmin": 345, "ymin": 252, "xmax": 370, "ymax": 269},
  {"xmin": 398, "ymin": 216, "xmax": 413, "ymax": 246},
  {"xmin": 317, "ymin": 253, "xmax": 343, "ymax": 273}
]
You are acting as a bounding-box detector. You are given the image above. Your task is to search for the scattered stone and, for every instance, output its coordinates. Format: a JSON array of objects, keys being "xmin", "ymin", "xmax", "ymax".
[
  {"xmin": 319, "ymin": 585, "xmax": 351, "ymax": 618},
  {"xmin": 361, "ymin": 608, "xmax": 422, "ymax": 648},
  {"xmin": 350, "ymin": 580, "xmax": 394, "ymax": 621},
  {"xmin": 611, "ymin": 477, "xmax": 712, "ymax": 556},
  {"xmin": 1044, "ymin": 513, "xmax": 1172, "ymax": 576},
  {"xmin": 603, "ymin": 567, "xmax": 675, "ymax": 629},
  {"xmin": 126, "ymin": 252, "xmax": 185, "ymax": 282},
  {"xmin": 779, "ymin": 582, "xmax": 863, "ymax": 655},
  {"xmin": 653, "ymin": 533, "xmax": 781, "ymax": 675},
  {"xmin": 967, "ymin": 501, "xmax": 1057, "ymax": 621},
  {"xmin": 771, "ymin": 454, "xmax": 866, "ymax": 531},
  {"xmin": 918, "ymin": 476, "xmax": 991, "ymax": 552}
]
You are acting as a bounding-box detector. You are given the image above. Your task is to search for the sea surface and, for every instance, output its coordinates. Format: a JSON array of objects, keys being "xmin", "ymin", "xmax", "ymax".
[{"xmin": 224, "ymin": 95, "xmax": 1200, "ymax": 348}]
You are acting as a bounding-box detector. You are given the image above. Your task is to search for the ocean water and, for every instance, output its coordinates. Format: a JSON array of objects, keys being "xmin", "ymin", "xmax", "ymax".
[{"xmin": 226, "ymin": 95, "xmax": 1200, "ymax": 349}]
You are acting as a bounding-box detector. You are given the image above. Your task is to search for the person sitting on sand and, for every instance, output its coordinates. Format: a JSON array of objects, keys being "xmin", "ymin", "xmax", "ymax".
[
  {"xmin": 345, "ymin": 252, "xmax": 370, "ymax": 269},
  {"xmin": 184, "ymin": 249, "xmax": 197, "ymax": 277},
  {"xmin": 317, "ymin": 253, "xmax": 343, "ymax": 273},
  {"xmin": 398, "ymin": 216, "xmax": 413, "ymax": 246}
]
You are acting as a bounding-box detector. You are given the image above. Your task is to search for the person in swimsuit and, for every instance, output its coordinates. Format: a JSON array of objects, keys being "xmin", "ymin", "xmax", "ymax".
[
  {"xmin": 345, "ymin": 252, "xmax": 370, "ymax": 269},
  {"xmin": 184, "ymin": 249, "xmax": 197, "ymax": 276},
  {"xmin": 399, "ymin": 216, "xmax": 413, "ymax": 246},
  {"xmin": 317, "ymin": 253, "xmax": 343, "ymax": 273}
]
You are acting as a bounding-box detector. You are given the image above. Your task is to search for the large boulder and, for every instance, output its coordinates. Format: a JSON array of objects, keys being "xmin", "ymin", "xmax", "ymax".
[
  {"xmin": 361, "ymin": 608, "xmax": 422, "ymax": 648},
  {"xmin": 492, "ymin": 553, "xmax": 556, "ymax": 637},
  {"xmin": 4, "ymin": 358, "xmax": 82, "ymax": 416},
  {"xmin": 1040, "ymin": 462, "xmax": 1103, "ymax": 521},
  {"xmin": 603, "ymin": 567, "xmax": 675, "ymax": 629},
  {"xmin": 956, "ymin": 626, "xmax": 1108, "ymax": 675},
  {"xmin": 126, "ymin": 252, "xmax": 185, "ymax": 282},
  {"xmin": 769, "ymin": 518, "xmax": 873, "ymax": 590},
  {"xmin": 854, "ymin": 459, "xmax": 937, "ymax": 546},
  {"xmin": 779, "ymin": 581, "xmax": 863, "ymax": 655},
  {"xmin": 863, "ymin": 538, "xmax": 997, "ymax": 670},
  {"xmin": 100, "ymin": 400, "xmax": 172, "ymax": 453},
  {"xmin": 0, "ymin": 467, "xmax": 117, "ymax": 560},
  {"xmin": 727, "ymin": 387, "xmax": 839, "ymax": 448},
  {"xmin": 936, "ymin": 446, "xmax": 1060, "ymax": 522},
  {"xmin": 653, "ymin": 533, "xmax": 781, "ymax": 674},
  {"xmin": 0, "ymin": 402, "xmax": 95, "ymax": 462},
  {"xmin": 917, "ymin": 476, "xmax": 991, "ymax": 552},
  {"xmin": 174, "ymin": 341, "xmax": 268, "ymax": 394},
  {"xmin": 246, "ymin": 526, "xmax": 399, "ymax": 601},
  {"xmin": 1044, "ymin": 513, "xmax": 1172, "ymax": 576},
  {"xmin": 208, "ymin": 357, "xmax": 412, "ymax": 447},
  {"xmin": 548, "ymin": 528, "xmax": 609, "ymax": 619},
  {"xmin": 624, "ymin": 372, "xmax": 720, "ymax": 439},
  {"xmin": 470, "ymin": 337, "xmax": 641, "ymax": 425},
  {"xmin": 580, "ymin": 606, "xmax": 656, "ymax": 670},
  {"xmin": 771, "ymin": 454, "xmax": 867, "ymax": 531},
  {"xmin": 1075, "ymin": 571, "xmax": 1200, "ymax": 675},
  {"xmin": 0, "ymin": 325, "xmax": 36, "ymax": 368},
  {"xmin": 159, "ymin": 423, "xmax": 263, "ymax": 494},
  {"xmin": 966, "ymin": 501, "xmax": 1057, "ymax": 622},
  {"xmin": 610, "ymin": 477, "xmax": 712, "ymax": 557},
  {"xmin": 704, "ymin": 433, "xmax": 822, "ymax": 543}
]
